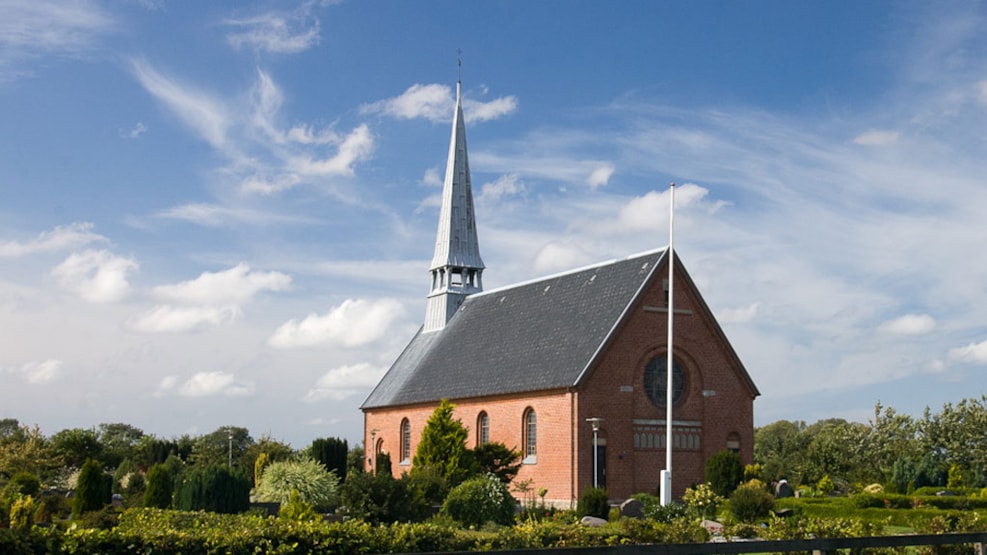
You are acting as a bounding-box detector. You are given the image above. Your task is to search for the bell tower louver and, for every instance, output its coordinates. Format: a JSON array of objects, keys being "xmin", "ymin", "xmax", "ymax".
[{"xmin": 423, "ymin": 78, "xmax": 484, "ymax": 332}]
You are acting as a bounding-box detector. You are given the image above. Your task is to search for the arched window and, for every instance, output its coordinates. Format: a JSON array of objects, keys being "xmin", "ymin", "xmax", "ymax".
[
  {"xmin": 523, "ymin": 408, "xmax": 537, "ymax": 463},
  {"xmin": 477, "ymin": 411, "xmax": 489, "ymax": 446},
  {"xmin": 400, "ymin": 419, "xmax": 411, "ymax": 463}
]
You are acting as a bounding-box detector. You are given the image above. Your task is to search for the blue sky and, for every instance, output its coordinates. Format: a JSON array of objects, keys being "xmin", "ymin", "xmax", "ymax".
[{"xmin": 2, "ymin": 0, "xmax": 986, "ymax": 448}]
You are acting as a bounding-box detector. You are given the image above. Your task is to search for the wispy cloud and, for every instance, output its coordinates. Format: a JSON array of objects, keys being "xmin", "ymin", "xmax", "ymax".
[
  {"xmin": 5, "ymin": 359, "xmax": 63, "ymax": 385},
  {"xmin": 161, "ymin": 371, "xmax": 257, "ymax": 397},
  {"xmin": 132, "ymin": 305, "xmax": 242, "ymax": 333},
  {"xmin": 0, "ymin": 0, "xmax": 114, "ymax": 82},
  {"xmin": 0, "ymin": 223, "xmax": 106, "ymax": 257},
  {"xmin": 224, "ymin": 4, "xmax": 321, "ymax": 54},
  {"xmin": 132, "ymin": 63, "xmax": 374, "ymax": 199},
  {"xmin": 878, "ymin": 314, "xmax": 936, "ymax": 335},
  {"xmin": 948, "ymin": 339, "xmax": 987, "ymax": 365},
  {"xmin": 154, "ymin": 203, "xmax": 318, "ymax": 227}
]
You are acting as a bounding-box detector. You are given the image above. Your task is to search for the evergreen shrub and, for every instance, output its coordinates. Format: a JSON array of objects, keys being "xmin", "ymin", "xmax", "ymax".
[
  {"xmin": 575, "ymin": 487, "xmax": 609, "ymax": 519},
  {"xmin": 728, "ymin": 482, "xmax": 775, "ymax": 523},
  {"xmin": 706, "ymin": 450, "xmax": 744, "ymax": 497},
  {"xmin": 173, "ymin": 464, "xmax": 249, "ymax": 514}
]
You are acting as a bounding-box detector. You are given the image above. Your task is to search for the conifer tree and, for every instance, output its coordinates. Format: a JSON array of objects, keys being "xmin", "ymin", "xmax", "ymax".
[{"xmin": 411, "ymin": 399, "xmax": 477, "ymax": 488}]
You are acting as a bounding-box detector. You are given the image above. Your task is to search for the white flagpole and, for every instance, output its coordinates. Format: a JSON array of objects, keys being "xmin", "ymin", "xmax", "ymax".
[{"xmin": 661, "ymin": 182, "xmax": 675, "ymax": 506}]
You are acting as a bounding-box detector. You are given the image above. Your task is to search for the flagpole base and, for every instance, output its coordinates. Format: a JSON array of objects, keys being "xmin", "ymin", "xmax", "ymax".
[{"xmin": 660, "ymin": 470, "xmax": 672, "ymax": 506}]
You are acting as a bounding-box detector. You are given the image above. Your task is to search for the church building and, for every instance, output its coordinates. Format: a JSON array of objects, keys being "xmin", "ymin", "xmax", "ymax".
[{"xmin": 361, "ymin": 77, "xmax": 759, "ymax": 505}]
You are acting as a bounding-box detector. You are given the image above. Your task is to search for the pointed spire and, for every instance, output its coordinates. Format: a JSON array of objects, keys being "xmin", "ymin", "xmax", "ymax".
[{"xmin": 423, "ymin": 71, "xmax": 484, "ymax": 332}]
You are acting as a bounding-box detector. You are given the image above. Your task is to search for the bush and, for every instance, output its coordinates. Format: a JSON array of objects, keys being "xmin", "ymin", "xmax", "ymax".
[
  {"xmin": 441, "ymin": 474, "xmax": 516, "ymax": 527},
  {"xmin": 173, "ymin": 464, "xmax": 250, "ymax": 514},
  {"xmin": 9, "ymin": 494, "xmax": 34, "ymax": 529},
  {"xmin": 728, "ymin": 482, "xmax": 775, "ymax": 523},
  {"xmin": 706, "ymin": 450, "xmax": 744, "ymax": 497},
  {"xmin": 254, "ymin": 458, "xmax": 339, "ymax": 512},
  {"xmin": 340, "ymin": 469, "xmax": 413, "ymax": 524},
  {"xmin": 8, "ymin": 472, "xmax": 41, "ymax": 497},
  {"xmin": 279, "ymin": 488, "xmax": 320, "ymax": 521},
  {"xmin": 576, "ymin": 487, "xmax": 609, "ymax": 519},
  {"xmin": 73, "ymin": 459, "xmax": 110, "ymax": 518},
  {"xmin": 683, "ymin": 483, "xmax": 723, "ymax": 519},
  {"xmin": 143, "ymin": 463, "xmax": 173, "ymax": 509}
]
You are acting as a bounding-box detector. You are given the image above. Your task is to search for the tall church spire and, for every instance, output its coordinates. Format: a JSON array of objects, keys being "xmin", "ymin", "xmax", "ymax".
[{"xmin": 423, "ymin": 76, "xmax": 484, "ymax": 332}]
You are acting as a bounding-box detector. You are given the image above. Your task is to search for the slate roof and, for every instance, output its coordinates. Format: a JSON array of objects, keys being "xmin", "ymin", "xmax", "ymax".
[{"xmin": 362, "ymin": 249, "xmax": 668, "ymax": 409}]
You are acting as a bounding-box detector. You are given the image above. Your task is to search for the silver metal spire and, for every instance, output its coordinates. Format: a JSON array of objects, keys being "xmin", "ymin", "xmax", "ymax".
[{"xmin": 423, "ymin": 74, "xmax": 484, "ymax": 332}]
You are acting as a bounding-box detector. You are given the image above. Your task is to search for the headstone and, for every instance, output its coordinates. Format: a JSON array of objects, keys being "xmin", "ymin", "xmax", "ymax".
[
  {"xmin": 619, "ymin": 497, "xmax": 645, "ymax": 519},
  {"xmin": 580, "ymin": 516, "xmax": 608, "ymax": 527},
  {"xmin": 775, "ymin": 480, "xmax": 794, "ymax": 498}
]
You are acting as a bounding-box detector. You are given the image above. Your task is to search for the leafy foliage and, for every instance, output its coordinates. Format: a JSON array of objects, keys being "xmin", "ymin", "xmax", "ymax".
[
  {"xmin": 441, "ymin": 473, "xmax": 516, "ymax": 527},
  {"xmin": 728, "ymin": 481, "xmax": 775, "ymax": 523},
  {"xmin": 279, "ymin": 488, "xmax": 321, "ymax": 521},
  {"xmin": 705, "ymin": 449, "xmax": 744, "ymax": 497},
  {"xmin": 682, "ymin": 482, "xmax": 723, "ymax": 519},
  {"xmin": 51, "ymin": 428, "xmax": 103, "ymax": 469},
  {"xmin": 340, "ymin": 468, "xmax": 416, "ymax": 523},
  {"xmin": 254, "ymin": 458, "xmax": 339, "ymax": 512},
  {"xmin": 411, "ymin": 399, "xmax": 477, "ymax": 488},
  {"xmin": 472, "ymin": 442, "xmax": 521, "ymax": 484}
]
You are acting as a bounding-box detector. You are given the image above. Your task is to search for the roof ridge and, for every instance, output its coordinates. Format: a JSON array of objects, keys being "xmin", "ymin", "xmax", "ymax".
[{"xmin": 470, "ymin": 246, "xmax": 668, "ymax": 299}]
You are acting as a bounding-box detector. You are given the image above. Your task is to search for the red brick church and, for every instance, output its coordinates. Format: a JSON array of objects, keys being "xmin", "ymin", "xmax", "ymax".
[{"xmin": 361, "ymin": 78, "xmax": 759, "ymax": 505}]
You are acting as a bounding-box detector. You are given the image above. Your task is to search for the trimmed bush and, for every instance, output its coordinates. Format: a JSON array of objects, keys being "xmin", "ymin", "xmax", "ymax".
[
  {"xmin": 73, "ymin": 459, "xmax": 110, "ymax": 518},
  {"xmin": 576, "ymin": 486, "xmax": 609, "ymax": 519},
  {"xmin": 254, "ymin": 458, "xmax": 339, "ymax": 512},
  {"xmin": 728, "ymin": 482, "xmax": 775, "ymax": 523},
  {"xmin": 442, "ymin": 473, "xmax": 516, "ymax": 527},
  {"xmin": 143, "ymin": 463, "xmax": 173, "ymax": 509}
]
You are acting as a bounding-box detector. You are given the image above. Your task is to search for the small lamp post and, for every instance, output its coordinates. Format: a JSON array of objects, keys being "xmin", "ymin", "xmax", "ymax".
[
  {"xmin": 227, "ymin": 428, "xmax": 233, "ymax": 468},
  {"xmin": 586, "ymin": 418, "xmax": 604, "ymax": 488},
  {"xmin": 369, "ymin": 429, "xmax": 379, "ymax": 471}
]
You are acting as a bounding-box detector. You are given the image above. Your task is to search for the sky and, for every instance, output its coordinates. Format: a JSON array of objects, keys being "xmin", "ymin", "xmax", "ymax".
[{"xmin": 2, "ymin": 0, "xmax": 986, "ymax": 448}]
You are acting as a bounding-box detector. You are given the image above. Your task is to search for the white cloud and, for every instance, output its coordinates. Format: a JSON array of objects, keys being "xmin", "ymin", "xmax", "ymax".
[
  {"xmin": 480, "ymin": 174, "xmax": 526, "ymax": 202},
  {"xmin": 616, "ymin": 184, "xmax": 709, "ymax": 231},
  {"xmin": 285, "ymin": 124, "xmax": 374, "ymax": 179},
  {"xmin": 853, "ymin": 130, "xmax": 900, "ymax": 146},
  {"xmin": 532, "ymin": 243, "xmax": 594, "ymax": 275},
  {"xmin": 131, "ymin": 305, "xmax": 241, "ymax": 333},
  {"xmin": 587, "ymin": 163, "xmax": 615, "ymax": 189},
  {"xmin": 948, "ymin": 339, "xmax": 987, "ymax": 365},
  {"xmin": 361, "ymin": 83, "xmax": 517, "ymax": 123},
  {"xmin": 177, "ymin": 371, "xmax": 255, "ymax": 397},
  {"xmin": 0, "ymin": 0, "xmax": 114, "ymax": 82},
  {"xmin": 120, "ymin": 121, "xmax": 147, "ymax": 139},
  {"xmin": 130, "ymin": 59, "xmax": 230, "ymax": 149},
  {"xmin": 152, "ymin": 263, "xmax": 291, "ymax": 305},
  {"xmin": 0, "ymin": 222, "xmax": 106, "ymax": 257},
  {"xmin": 718, "ymin": 303, "xmax": 760, "ymax": 324},
  {"xmin": 7, "ymin": 359, "xmax": 63, "ymax": 384},
  {"xmin": 269, "ymin": 298, "xmax": 406, "ymax": 348},
  {"xmin": 154, "ymin": 203, "xmax": 315, "ymax": 227},
  {"xmin": 422, "ymin": 167, "xmax": 442, "ymax": 187},
  {"xmin": 304, "ymin": 362, "xmax": 385, "ymax": 402},
  {"xmin": 878, "ymin": 314, "xmax": 936, "ymax": 335},
  {"xmin": 225, "ymin": 11, "xmax": 320, "ymax": 54},
  {"xmin": 979, "ymin": 80, "xmax": 987, "ymax": 106},
  {"xmin": 50, "ymin": 249, "xmax": 138, "ymax": 303},
  {"xmin": 463, "ymin": 96, "xmax": 519, "ymax": 123}
]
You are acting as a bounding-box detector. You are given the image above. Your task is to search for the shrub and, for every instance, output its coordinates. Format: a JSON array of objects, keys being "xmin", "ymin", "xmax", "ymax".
[
  {"xmin": 817, "ymin": 475, "xmax": 835, "ymax": 495},
  {"xmin": 728, "ymin": 482, "xmax": 775, "ymax": 523},
  {"xmin": 73, "ymin": 459, "xmax": 110, "ymax": 518},
  {"xmin": 309, "ymin": 437, "xmax": 349, "ymax": 482},
  {"xmin": 9, "ymin": 494, "xmax": 34, "ymax": 529},
  {"xmin": 8, "ymin": 472, "xmax": 41, "ymax": 497},
  {"xmin": 279, "ymin": 488, "xmax": 320, "ymax": 521},
  {"xmin": 340, "ymin": 469, "xmax": 412, "ymax": 524},
  {"xmin": 254, "ymin": 458, "xmax": 339, "ymax": 512},
  {"xmin": 173, "ymin": 464, "xmax": 250, "ymax": 514},
  {"xmin": 683, "ymin": 483, "xmax": 723, "ymax": 519},
  {"xmin": 706, "ymin": 450, "xmax": 744, "ymax": 497},
  {"xmin": 143, "ymin": 463, "xmax": 173, "ymax": 509},
  {"xmin": 442, "ymin": 473, "xmax": 516, "ymax": 527},
  {"xmin": 576, "ymin": 487, "xmax": 609, "ymax": 519}
]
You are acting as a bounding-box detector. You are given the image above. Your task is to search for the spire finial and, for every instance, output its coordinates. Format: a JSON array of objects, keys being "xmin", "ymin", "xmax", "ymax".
[{"xmin": 457, "ymin": 48, "xmax": 462, "ymax": 83}]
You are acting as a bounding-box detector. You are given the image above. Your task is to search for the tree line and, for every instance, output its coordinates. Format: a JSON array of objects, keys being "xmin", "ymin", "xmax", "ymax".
[{"xmin": 754, "ymin": 395, "xmax": 987, "ymax": 493}]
